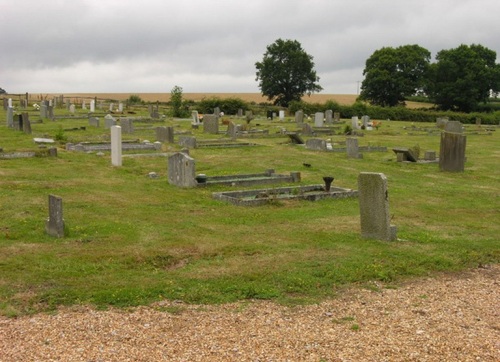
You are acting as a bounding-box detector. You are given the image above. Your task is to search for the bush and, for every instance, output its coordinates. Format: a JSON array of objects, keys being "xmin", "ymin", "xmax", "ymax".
[{"xmin": 197, "ymin": 97, "xmax": 249, "ymax": 115}]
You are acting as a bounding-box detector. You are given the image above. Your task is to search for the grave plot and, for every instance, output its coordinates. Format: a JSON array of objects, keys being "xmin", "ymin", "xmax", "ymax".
[
  {"xmin": 178, "ymin": 136, "xmax": 257, "ymax": 149},
  {"xmin": 392, "ymin": 147, "xmax": 439, "ymax": 163},
  {"xmin": 212, "ymin": 183, "xmax": 358, "ymax": 206},
  {"xmin": 66, "ymin": 140, "xmax": 161, "ymax": 152}
]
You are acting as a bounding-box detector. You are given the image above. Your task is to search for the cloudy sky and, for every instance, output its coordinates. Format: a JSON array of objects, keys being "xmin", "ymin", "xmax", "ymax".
[{"xmin": 1, "ymin": 0, "xmax": 499, "ymax": 95}]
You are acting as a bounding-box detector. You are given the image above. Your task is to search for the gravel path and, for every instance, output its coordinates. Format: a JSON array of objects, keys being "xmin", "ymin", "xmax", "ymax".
[{"xmin": 1, "ymin": 265, "xmax": 498, "ymax": 362}]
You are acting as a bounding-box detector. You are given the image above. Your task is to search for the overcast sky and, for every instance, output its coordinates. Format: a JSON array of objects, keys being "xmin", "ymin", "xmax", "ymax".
[{"xmin": 1, "ymin": 0, "xmax": 499, "ymax": 95}]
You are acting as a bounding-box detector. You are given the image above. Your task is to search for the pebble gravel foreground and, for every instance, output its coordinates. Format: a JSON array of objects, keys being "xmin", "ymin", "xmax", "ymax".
[{"xmin": 1, "ymin": 265, "xmax": 498, "ymax": 361}]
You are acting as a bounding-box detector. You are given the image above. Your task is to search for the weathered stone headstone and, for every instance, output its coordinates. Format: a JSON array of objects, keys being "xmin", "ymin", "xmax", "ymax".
[
  {"xmin": 89, "ymin": 117, "xmax": 100, "ymax": 127},
  {"xmin": 444, "ymin": 121, "xmax": 463, "ymax": 133},
  {"xmin": 424, "ymin": 150, "xmax": 436, "ymax": 161},
  {"xmin": 165, "ymin": 126, "xmax": 174, "ymax": 143},
  {"xmin": 168, "ymin": 152, "xmax": 197, "ymax": 188},
  {"xmin": 69, "ymin": 104, "xmax": 75, "ymax": 114},
  {"xmin": 40, "ymin": 104, "xmax": 48, "ymax": 119},
  {"xmin": 325, "ymin": 110, "xmax": 333, "ymax": 125},
  {"xmin": 13, "ymin": 114, "xmax": 22, "ymax": 131},
  {"xmin": 362, "ymin": 115, "xmax": 370, "ymax": 128},
  {"xmin": 305, "ymin": 138, "xmax": 327, "ymax": 151},
  {"xmin": 109, "ymin": 103, "xmax": 114, "ymax": 112},
  {"xmin": 118, "ymin": 103, "xmax": 123, "ymax": 112},
  {"xmin": 120, "ymin": 118, "xmax": 134, "ymax": 134},
  {"xmin": 302, "ymin": 123, "xmax": 313, "ymax": 136},
  {"xmin": 104, "ymin": 114, "xmax": 116, "ymax": 128},
  {"xmin": 314, "ymin": 112, "xmax": 324, "ymax": 127},
  {"xmin": 111, "ymin": 125, "xmax": 122, "ymax": 167},
  {"xmin": 8, "ymin": 98, "xmax": 13, "ymax": 108},
  {"xmin": 214, "ymin": 107, "xmax": 220, "ymax": 116},
  {"xmin": 279, "ymin": 110, "xmax": 285, "ymax": 121},
  {"xmin": 22, "ymin": 113, "xmax": 32, "ymax": 134},
  {"xmin": 82, "ymin": 100, "xmax": 87, "ymax": 110},
  {"xmin": 358, "ymin": 172, "xmax": 397, "ymax": 241},
  {"xmin": 439, "ymin": 131, "xmax": 466, "ymax": 172},
  {"xmin": 392, "ymin": 147, "xmax": 418, "ymax": 162},
  {"xmin": 237, "ymin": 108, "xmax": 243, "ymax": 117},
  {"xmin": 245, "ymin": 110, "xmax": 253, "ymax": 122},
  {"xmin": 90, "ymin": 100, "xmax": 95, "ymax": 113},
  {"xmin": 178, "ymin": 136, "xmax": 197, "ymax": 149},
  {"xmin": 436, "ymin": 117, "xmax": 449, "ymax": 129},
  {"xmin": 295, "ymin": 110, "xmax": 304, "ymax": 124},
  {"xmin": 333, "ymin": 112, "xmax": 340, "ymax": 123},
  {"xmin": 346, "ymin": 137, "xmax": 360, "ymax": 159},
  {"xmin": 351, "ymin": 116, "xmax": 359, "ymax": 130},
  {"xmin": 2, "ymin": 98, "xmax": 8, "ymax": 110},
  {"xmin": 47, "ymin": 105, "xmax": 54, "ymax": 119},
  {"xmin": 156, "ymin": 126, "xmax": 168, "ymax": 142},
  {"xmin": 191, "ymin": 111, "xmax": 200, "ymax": 125},
  {"xmin": 203, "ymin": 114, "xmax": 219, "ymax": 134},
  {"xmin": 46, "ymin": 194, "xmax": 64, "ymax": 238},
  {"xmin": 6, "ymin": 107, "xmax": 13, "ymax": 127},
  {"xmin": 227, "ymin": 121, "xmax": 238, "ymax": 140}
]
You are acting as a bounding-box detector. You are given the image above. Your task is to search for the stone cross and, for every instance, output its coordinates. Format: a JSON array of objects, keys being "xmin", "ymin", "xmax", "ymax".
[{"xmin": 358, "ymin": 172, "xmax": 397, "ymax": 241}]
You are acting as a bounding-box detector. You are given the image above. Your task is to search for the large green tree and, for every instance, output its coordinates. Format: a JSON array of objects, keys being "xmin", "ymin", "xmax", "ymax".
[
  {"xmin": 360, "ymin": 45, "xmax": 431, "ymax": 107},
  {"xmin": 255, "ymin": 39, "xmax": 322, "ymax": 107},
  {"xmin": 427, "ymin": 44, "xmax": 500, "ymax": 112}
]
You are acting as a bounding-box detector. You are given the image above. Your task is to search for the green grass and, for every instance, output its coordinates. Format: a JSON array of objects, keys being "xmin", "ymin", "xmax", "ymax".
[{"xmin": 0, "ymin": 103, "xmax": 499, "ymax": 316}]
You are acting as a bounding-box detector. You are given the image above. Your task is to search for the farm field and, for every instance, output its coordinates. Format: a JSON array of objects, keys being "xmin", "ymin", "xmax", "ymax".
[{"xmin": 0, "ymin": 99, "xmax": 498, "ymax": 317}]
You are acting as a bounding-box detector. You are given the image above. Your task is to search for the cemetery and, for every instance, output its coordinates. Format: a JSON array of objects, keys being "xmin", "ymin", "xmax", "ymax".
[{"xmin": 0, "ymin": 94, "xmax": 498, "ymax": 317}]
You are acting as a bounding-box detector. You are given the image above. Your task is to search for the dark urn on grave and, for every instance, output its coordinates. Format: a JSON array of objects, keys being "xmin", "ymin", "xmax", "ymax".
[{"xmin": 323, "ymin": 176, "xmax": 334, "ymax": 192}]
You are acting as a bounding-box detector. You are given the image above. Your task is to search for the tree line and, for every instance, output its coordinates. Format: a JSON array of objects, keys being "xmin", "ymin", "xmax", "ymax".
[{"xmin": 255, "ymin": 39, "xmax": 500, "ymax": 113}]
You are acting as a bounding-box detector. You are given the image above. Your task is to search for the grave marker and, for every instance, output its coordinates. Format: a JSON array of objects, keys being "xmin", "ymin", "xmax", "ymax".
[
  {"xmin": 325, "ymin": 110, "xmax": 333, "ymax": 125},
  {"xmin": 346, "ymin": 137, "xmax": 360, "ymax": 159},
  {"xmin": 439, "ymin": 131, "xmax": 466, "ymax": 172},
  {"xmin": 46, "ymin": 194, "xmax": 65, "ymax": 238},
  {"xmin": 203, "ymin": 114, "xmax": 219, "ymax": 134},
  {"xmin": 111, "ymin": 125, "xmax": 122, "ymax": 166},
  {"xmin": 168, "ymin": 152, "xmax": 197, "ymax": 188},
  {"xmin": 314, "ymin": 112, "xmax": 324, "ymax": 127},
  {"xmin": 358, "ymin": 172, "xmax": 397, "ymax": 241},
  {"xmin": 295, "ymin": 110, "xmax": 304, "ymax": 124}
]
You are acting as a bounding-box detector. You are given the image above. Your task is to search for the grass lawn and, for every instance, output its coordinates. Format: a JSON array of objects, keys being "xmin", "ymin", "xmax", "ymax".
[{"xmin": 0, "ymin": 102, "xmax": 498, "ymax": 316}]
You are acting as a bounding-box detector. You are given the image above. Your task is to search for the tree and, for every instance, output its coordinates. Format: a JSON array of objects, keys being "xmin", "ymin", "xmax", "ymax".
[
  {"xmin": 255, "ymin": 39, "xmax": 322, "ymax": 107},
  {"xmin": 359, "ymin": 45, "xmax": 431, "ymax": 107},
  {"xmin": 170, "ymin": 85, "xmax": 185, "ymax": 117},
  {"xmin": 426, "ymin": 44, "xmax": 500, "ymax": 112},
  {"xmin": 0, "ymin": 87, "xmax": 6, "ymax": 94}
]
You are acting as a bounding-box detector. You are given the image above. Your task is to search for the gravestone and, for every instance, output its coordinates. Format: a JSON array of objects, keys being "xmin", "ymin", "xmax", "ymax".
[
  {"xmin": 168, "ymin": 152, "xmax": 197, "ymax": 188},
  {"xmin": 333, "ymin": 112, "xmax": 340, "ymax": 123},
  {"xmin": 165, "ymin": 126, "xmax": 174, "ymax": 143},
  {"xmin": 436, "ymin": 117, "xmax": 449, "ymax": 129},
  {"xmin": 104, "ymin": 114, "xmax": 116, "ymax": 128},
  {"xmin": 8, "ymin": 98, "xmax": 12, "ymax": 108},
  {"xmin": 444, "ymin": 121, "xmax": 463, "ymax": 133},
  {"xmin": 22, "ymin": 113, "xmax": 32, "ymax": 134},
  {"xmin": 424, "ymin": 150, "xmax": 436, "ymax": 161},
  {"xmin": 214, "ymin": 107, "xmax": 220, "ymax": 116},
  {"xmin": 346, "ymin": 137, "xmax": 360, "ymax": 159},
  {"xmin": 288, "ymin": 133, "xmax": 304, "ymax": 144},
  {"xmin": 392, "ymin": 147, "xmax": 418, "ymax": 162},
  {"xmin": 439, "ymin": 132, "xmax": 466, "ymax": 172},
  {"xmin": 227, "ymin": 121, "xmax": 238, "ymax": 140},
  {"xmin": 46, "ymin": 194, "xmax": 65, "ymax": 238},
  {"xmin": 178, "ymin": 136, "xmax": 197, "ymax": 149},
  {"xmin": 6, "ymin": 107, "xmax": 13, "ymax": 127},
  {"xmin": 245, "ymin": 110, "xmax": 253, "ymax": 122},
  {"xmin": 13, "ymin": 114, "xmax": 23, "ymax": 131},
  {"xmin": 69, "ymin": 104, "xmax": 75, "ymax": 114},
  {"xmin": 47, "ymin": 105, "xmax": 54, "ymax": 119},
  {"xmin": 237, "ymin": 108, "xmax": 243, "ymax": 117},
  {"xmin": 302, "ymin": 123, "xmax": 313, "ymax": 136},
  {"xmin": 156, "ymin": 126, "xmax": 168, "ymax": 142},
  {"xmin": 295, "ymin": 110, "xmax": 304, "ymax": 124},
  {"xmin": 120, "ymin": 118, "xmax": 134, "ymax": 134},
  {"xmin": 82, "ymin": 100, "xmax": 86, "ymax": 110},
  {"xmin": 279, "ymin": 110, "xmax": 285, "ymax": 121},
  {"xmin": 89, "ymin": 117, "xmax": 100, "ymax": 127},
  {"xmin": 314, "ymin": 112, "xmax": 324, "ymax": 127},
  {"xmin": 305, "ymin": 138, "xmax": 327, "ymax": 151},
  {"xmin": 40, "ymin": 104, "xmax": 48, "ymax": 119},
  {"xmin": 203, "ymin": 114, "xmax": 219, "ymax": 134},
  {"xmin": 351, "ymin": 116, "xmax": 359, "ymax": 130},
  {"xmin": 358, "ymin": 172, "xmax": 397, "ymax": 241},
  {"xmin": 109, "ymin": 103, "xmax": 114, "ymax": 112},
  {"xmin": 191, "ymin": 111, "xmax": 200, "ymax": 125},
  {"xmin": 111, "ymin": 125, "xmax": 122, "ymax": 167},
  {"xmin": 90, "ymin": 100, "xmax": 95, "ymax": 113},
  {"xmin": 362, "ymin": 115, "xmax": 370, "ymax": 128},
  {"xmin": 118, "ymin": 103, "xmax": 123, "ymax": 112},
  {"xmin": 2, "ymin": 98, "xmax": 8, "ymax": 110},
  {"xmin": 325, "ymin": 110, "xmax": 333, "ymax": 125}
]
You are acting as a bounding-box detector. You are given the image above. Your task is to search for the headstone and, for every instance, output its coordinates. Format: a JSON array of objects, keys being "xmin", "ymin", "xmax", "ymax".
[
  {"xmin": 22, "ymin": 113, "xmax": 32, "ymax": 134},
  {"xmin": 392, "ymin": 147, "xmax": 418, "ymax": 162},
  {"xmin": 305, "ymin": 138, "xmax": 327, "ymax": 151},
  {"xmin": 178, "ymin": 136, "xmax": 197, "ymax": 149},
  {"xmin": 89, "ymin": 117, "xmax": 100, "ymax": 127},
  {"xmin": 351, "ymin": 116, "xmax": 359, "ymax": 130},
  {"xmin": 362, "ymin": 115, "xmax": 370, "ymax": 128},
  {"xmin": 118, "ymin": 103, "xmax": 123, "ymax": 112},
  {"xmin": 82, "ymin": 100, "xmax": 87, "ymax": 110},
  {"xmin": 288, "ymin": 133, "xmax": 304, "ymax": 144},
  {"xmin": 314, "ymin": 112, "xmax": 324, "ymax": 127},
  {"xmin": 165, "ymin": 126, "xmax": 174, "ymax": 143},
  {"xmin": 227, "ymin": 121, "xmax": 238, "ymax": 140},
  {"xmin": 156, "ymin": 126, "xmax": 168, "ymax": 142},
  {"xmin": 214, "ymin": 107, "xmax": 220, "ymax": 116},
  {"xmin": 69, "ymin": 104, "xmax": 75, "ymax": 114},
  {"xmin": 444, "ymin": 121, "xmax": 463, "ymax": 133},
  {"xmin": 120, "ymin": 118, "xmax": 134, "ymax": 134},
  {"xmin": 439, "ymin": 132, "xmax": 466, "ymax": 172},
  {"xmin": 90, "ymin": 100, "xmax": 95, "ymax": 113},
  {"xmin": 245, "ymin": 110, "xmax": 253, "ymax": 122},
  {"xmin": 358, "ymin": 172, "xmax": 397, "ymax": 241},
  {"xmin": 436, "ymin": 117, "xmax": 449, "ymax": 129},
  {"xmin": 203, "ymin": 114, "xmax": 219, "ymax": 134},
  {"xmin": 8, "ymin": 98, "xmax": 12, "ymax": 108},
  {"xmin": 6, "ymin": 107, "xmax": 13, "ymax": 127},
  {"xmin": 191, "ymin": 110, "xmax": 200, "ymax": 124},
  {"xmin": 168, "ymin": 152, "xmax": 197, "ymax": 188},
  {"xmin": 424, "ymin": 150, "xmax": 436, "ymax": 161},
  {"xmin": 475, "ymin": 118, "xmax": 481, "ymax": 126},
  {"xmin": 109, "ymin": 103, "xmax": 114, "ymax": 112},
  {"xmin": 13, "ymin": 114, "xmax": 22, "ymax": 131},
  {"xmin": 279, "ymin": 110, "xmax": 285, "ymax": 121},
  {"xmin": 302, "ymin": 123, "xmax": 313, "ymax": 136},
  {"xmin": 46, "ymin": 194, "xmax": 65, "ymax": 238},
  {"xmin": 346, "ymin": 137, "xmax": 360, "ymax": 159},
  {"xmin": 295, "ymin": 110, "xmax": 304, "ymax": 124},
  {"xmin": 237, "ymin": 108, "xmax": 243, "ymax": 117},
  {"xmin": 325, "ymin": 110, "xmax": 333, "ymax": 125},
  {"xmin": 333, "ymin": 112, "xmax": 340, "ymax": 123},
  {"xmin": 104, "ymin": 114, "xmax": 116, "ymax": 128},
  {"xmin": 111, "ymin": 125, "xmax": 122, "ymax": 167},
  {"xmin": 2, "ymin": 98, "xmax": 8, "ymax": 110},
  {"xmin": 40, "ymin": 104, "xmax": 48, "ymax": 119},
  {"xmin": 47, "ymin": 105, "xmax": 54, "ymax": 119}
]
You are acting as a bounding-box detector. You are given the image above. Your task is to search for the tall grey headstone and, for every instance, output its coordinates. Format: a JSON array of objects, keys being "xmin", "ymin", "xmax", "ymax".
[
  {"xmin": 439, "ymin": 132, "xmax": 466, "ymax": 172},
  {"xmin": 358, "ymin": 172, "xmax": 397, "ymax": 241},
  {"xmin": 279, "ymin": 110, "xmax": 285, "ymax": 121},
  {"xmin": 69, "ymin": 104, "xmax": 75, "ymax": 114},
  {"xmin": 111, "ymin": 125, "xmax": 122, "ymax": 167},
  {"xmin": 302, "ymin": 123, "xmax": 313, "ymax": 136},
  {"xmin": 90, "ymin": 100, "xmax": 95, "ymax": 113},
  {"xmin": 168, "ymin": 152, "xmax": 197, "ymax": 188},
  {"xmin": 191, "ymin": 110, "xmax": 200, "ymax": 124},
  {"xmin": 120, "ymin": 118, "xmax": 134, "ymax": 134},
  {"xmin": 346, "ymin": 137, "xmax": 360, "ymax": 159},
  {"xmin": 46, "ymin": 194, "xmax": 65, "ymax": 238},
  {"xmin": 40, "ymin": 104, "xmax": 48, "ymax": 119},
  {"xmin": 104, "ymin": 114, "xmax": 116, "ymax": 128},
  {"xmin": 305, "ymin": 138, "xmax": 327, "ymax": 151},
  {"xmin": 203, "ymin": 114, "xmax": 219, "ymax": 134},
  {"xmin": 295, "ymin": 110, "xmax": 304, "ymax": 124},
  {"xmin": 227, "ymin": 121, "xmax": 238, "ymax": 140},
  {"xmin": 351, "ymin": 116, "xmax": 359, "ymax": 129},
  {"xmin": 6, "ymin": 107, "xmax": 13, "ymax": 127},
  {"xmin": 333, "ymin": 112, "xmax": 340, "ymax": 123},
  {"xmin": 314, "ymin": 112, "xmax": 324, "ymax": 127},
  {"xmin": 362, "ymin": 115, "xmax": 370, "ymax": 128},
  {"xmin": 22, "ymin": 112, "xmax": 32, "ymax": 134},
  {"xmin": 325, "ymin": 110, "xmax": 333, "ymax": 125}
]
